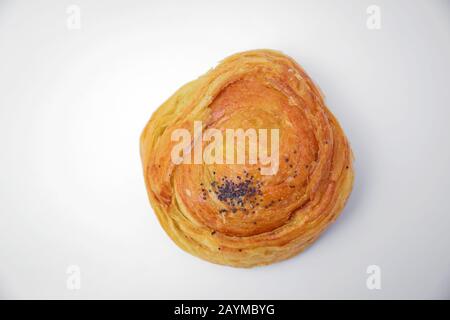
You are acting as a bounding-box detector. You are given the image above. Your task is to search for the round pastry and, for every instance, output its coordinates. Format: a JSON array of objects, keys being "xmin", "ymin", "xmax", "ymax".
[{"xmin": 140, "ymin": 49, "xmax": 354, "ymax": 267}]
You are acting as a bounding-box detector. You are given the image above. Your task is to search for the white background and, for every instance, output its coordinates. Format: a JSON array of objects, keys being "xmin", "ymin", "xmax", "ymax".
[{"xmin": 0, "ymin": 0, "xmax": 449, "ymax": 299}]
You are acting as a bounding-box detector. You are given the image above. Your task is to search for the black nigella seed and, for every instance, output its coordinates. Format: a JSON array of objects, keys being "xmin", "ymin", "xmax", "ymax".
[{"xmin": 209, "ymin": 171, "xmax": 264, "ymax": 215}]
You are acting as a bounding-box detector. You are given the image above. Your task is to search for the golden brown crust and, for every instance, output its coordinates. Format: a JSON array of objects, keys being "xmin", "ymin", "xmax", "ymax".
[{"xmin": 140, "ymin": 49, "xmax": 354, "ymax": 267}]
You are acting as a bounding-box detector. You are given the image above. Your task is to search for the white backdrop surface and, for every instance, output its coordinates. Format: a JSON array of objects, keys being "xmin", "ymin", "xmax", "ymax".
[{"xmin": 0, "ymin": 0, "xmax": 449, "ymax": 299}]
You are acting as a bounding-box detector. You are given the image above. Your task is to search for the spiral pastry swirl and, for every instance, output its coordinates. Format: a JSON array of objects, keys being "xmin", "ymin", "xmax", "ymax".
[{"xmin": 140, "ymin": 50, "xmax": 354, "ymax": 267}]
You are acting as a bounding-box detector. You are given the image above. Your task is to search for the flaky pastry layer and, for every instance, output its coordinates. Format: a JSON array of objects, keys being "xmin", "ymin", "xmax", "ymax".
[{"xmin": 140, "ymin": 50, "xmax": 354, "ymax": 267}]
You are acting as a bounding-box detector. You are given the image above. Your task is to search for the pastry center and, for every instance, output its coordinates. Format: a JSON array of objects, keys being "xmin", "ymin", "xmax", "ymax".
[{"xmin": 174, "ymin": 73, "xmax": 319, "ymax": 236}]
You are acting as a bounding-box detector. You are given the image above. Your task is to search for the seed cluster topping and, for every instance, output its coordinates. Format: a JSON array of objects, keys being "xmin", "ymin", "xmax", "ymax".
[
  {"xmin": 201, "ymin": 170, "xmax": 264, "ymax": 214},
  {"xmin": 199, "ymin": 159, "xmax": 301, "ymax": 215}
]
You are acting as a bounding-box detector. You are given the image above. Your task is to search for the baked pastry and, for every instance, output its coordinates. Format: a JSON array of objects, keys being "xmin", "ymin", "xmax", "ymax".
[{"xmin": 140, "ymin": 49, "xmax": 354, "ymax": 267}]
